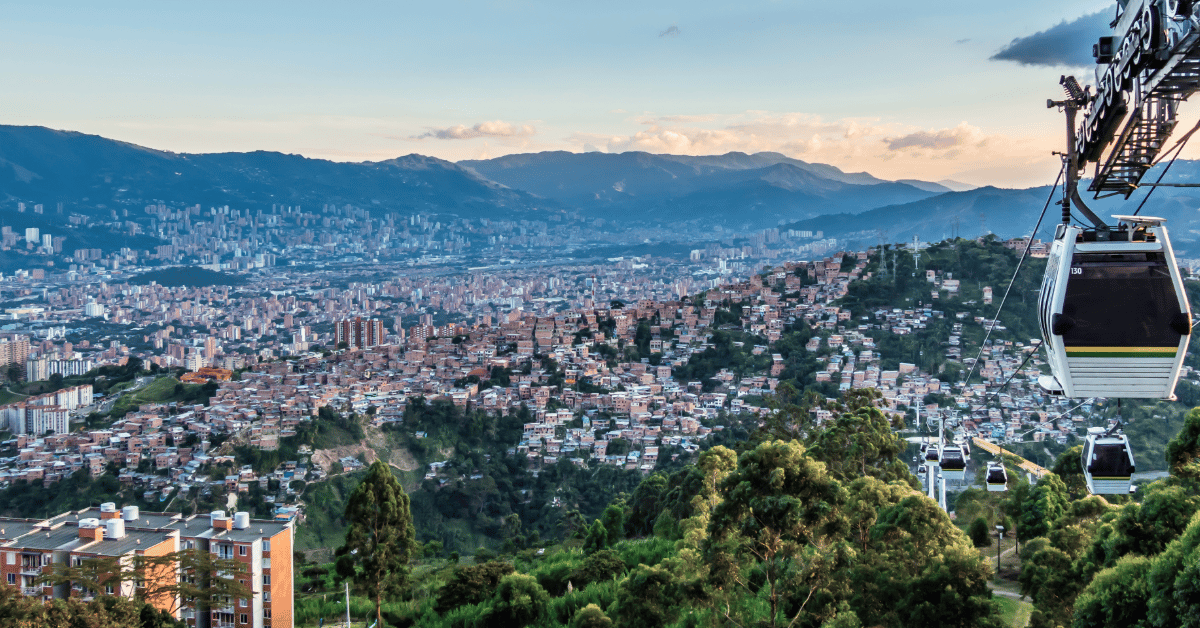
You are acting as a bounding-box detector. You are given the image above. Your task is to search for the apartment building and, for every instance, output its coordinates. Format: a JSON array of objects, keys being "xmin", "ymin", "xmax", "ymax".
[
  {"xmin": 334, "ymin": 317, "xmax": 384, "ymax": 349},
  {"xmin": 0, "ymin": 504, "xmax": 293, "ymax": 628}
]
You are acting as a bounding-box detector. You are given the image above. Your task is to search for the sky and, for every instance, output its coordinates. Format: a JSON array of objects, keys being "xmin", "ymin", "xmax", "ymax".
[{"xmin": 0, "ymin": 0, "xmax": 1161, "ymax": 188}]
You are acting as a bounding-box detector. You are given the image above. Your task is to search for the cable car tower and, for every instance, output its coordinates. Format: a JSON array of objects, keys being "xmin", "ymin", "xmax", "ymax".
[{"xmin": 1039, "ymin": 0, "xmax": 1199, "ymax": 401}]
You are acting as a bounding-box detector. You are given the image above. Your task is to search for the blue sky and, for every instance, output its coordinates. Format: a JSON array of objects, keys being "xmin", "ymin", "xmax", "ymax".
[{"xmin": 0, "ymin": 0, "xmax": 1127, "ymax": 187}]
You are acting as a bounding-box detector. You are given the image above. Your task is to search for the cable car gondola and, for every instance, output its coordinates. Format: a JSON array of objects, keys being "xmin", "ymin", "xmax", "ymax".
[
  {"xmin": 939, "ymin": 446, "xmax": 966, "ymax": 481},
  {"xmin": 1038, "ymin": 216, "xmax": 1191, "ymax": 399},
  {"xmin": 924, "ymin": 444, "xmax": 940, "ymax": 464},
  {"xmin": 917, "ymin": 464, "xmax": 927, "ymax": 476},
  {"xmin": 985, "ymin": 462, "xmax": 1008, "ymax": 492},
  {"xmin": 1082, "ymin": 426, "xmax": 1135, "ymax": 495}
]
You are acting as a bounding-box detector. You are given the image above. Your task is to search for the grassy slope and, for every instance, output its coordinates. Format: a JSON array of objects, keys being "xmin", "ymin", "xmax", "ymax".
[{"xmin": 107, "ymin": 376, "xmax": 210, "ymax": 417}]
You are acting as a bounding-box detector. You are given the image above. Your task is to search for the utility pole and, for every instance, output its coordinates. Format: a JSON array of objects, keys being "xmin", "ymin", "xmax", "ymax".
[
  {"xmin": 345, "ymin": 581, "xmax": 351, "ymax": 628},
  {"xmin": 996, "ymin": 525, "xmax": 1006, "ymax": 580}
]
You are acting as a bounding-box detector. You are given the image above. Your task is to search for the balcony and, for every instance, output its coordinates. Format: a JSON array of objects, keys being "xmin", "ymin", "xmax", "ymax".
[{"xmin": 21, "ymin": 587, "xmax": 41, "ymax": 596}]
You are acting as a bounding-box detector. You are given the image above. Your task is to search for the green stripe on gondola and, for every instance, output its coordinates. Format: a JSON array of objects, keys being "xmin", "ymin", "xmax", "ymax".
[{"xmin": 1065, "ymin": 346, "xmax": 1177, "ymax": 358}]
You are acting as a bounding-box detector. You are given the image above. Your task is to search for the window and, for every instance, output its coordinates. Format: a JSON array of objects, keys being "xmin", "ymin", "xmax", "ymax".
[
  {"xmin": 240, "ymin": 614, "xmax": 248, "ymax": 625},
  {"xmin": 239, "ymin": 598, "xmax": 247, "ymax": 608},
  {"xmin": 105, "ymin": 584, "xmax": 114, "ymax": 595},
  {"xmin": 263, "ymin": 558, "xmax": 271, "ymax": 569},
  {"xmin": 262, "ymin": 574, "xmax": 270, "ymax": 586},
  {"xmin": 1061, "ymin": 252, "xmax": 1182, "ymax": 348},
  {"xmin": 262, "ymin": 539, "xmax": 270, "ymax": 551},
  {"xmin": 5, "ymin": 552, "xmax": 13, "ymax": 565},
  {"xmin": 6, "ymin": 574, "xmax": 14, "ymax": 585},
  {"xmin": 238, "ymin": 545, "xmax": 247, "ymax": 556},
  {"xmin": 264, "ymin": 591, "xmax": 271, "ymax": 602},
  {"xmin": 264, "ymin": 608, "xmax": 271, "ymax": 619}
]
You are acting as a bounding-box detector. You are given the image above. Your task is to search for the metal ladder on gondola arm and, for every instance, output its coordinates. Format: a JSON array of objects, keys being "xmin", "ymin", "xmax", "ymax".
[{"xmin": 1089, "ymin": 28, "xmax": 1200, "ymax": 199}]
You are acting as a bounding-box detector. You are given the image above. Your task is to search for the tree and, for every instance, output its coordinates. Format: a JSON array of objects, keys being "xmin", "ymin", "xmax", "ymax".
[
  {"xmin": 612, "ymin": 564, "xmax": 679, "ymax": 628},
  {"xmin": 805, "ymin": 388, "xmax": 915, "ymax": 486},
  {"xmin": 600, "ymin": 499, "xmax": 626, "ymax": 543},
  {"xmin": 856, "ymin": 495, "xmax": 1004, "ymax": 628},
  {"xmin": 583, "ymin": 520, "xmax": 610, "ymax": 554},
  {"xmin": 706, "ymin": 440, "xmax": 849, "ymax": 627},
  {"xmin": 626, "ymin": 472, "xmax": 668, "ymax": 537},
  {"xmin": 335, "ymin": 460, "xmax": 416, "ymax": 627},
  {"xmin": 571, "ymin": 603, "xmax": 614, "ymax": 628},
  {"xmin": 1146, "ymin": 511, "xmax": 1200, "ymax": 628},
  {"xmin": 1052, "ymin": 445, "xmax": 1088, "ymax": 500},
  {"xmin": 1019, "ymin": 473, "xmax": 1068, "ymax": 541},
  {"xmin": 477, "ymin": 573, "xmax": 549, "ymax": 628},
  {"xmin": 1072, "ymin": 555, "xmax": 1153, "ymax": 628},
  {"xmin": 435, "ymin": 561, "xmax": 514, "ymax": 614},
  {"xmin": 571, "ymin": 549, "xmax": 625, "ymax": 587},
  {"xmin": 38, "ymin": 548, "xmax": 249, "ymax": 617},
  {"xmin": 968, "ymin": 516, "xmax": 991, "ymax": 548},
  {"xmin": 1167, "ymin": 407, "xmax": 1200, "ymax": 480}
]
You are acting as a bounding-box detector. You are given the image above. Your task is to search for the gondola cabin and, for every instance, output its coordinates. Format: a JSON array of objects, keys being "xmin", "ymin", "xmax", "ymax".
[
  {"xmin": 939, "ymin": 446, "xmax": 966, "ymax": 481},
  {"xmin": 1082, "ymin": 427, "xmax": 1135, "ymax": 495},
  {"xmin": 917, "ymin": 464, "xmax": 927, "ymax": 476},
  {"xmin": 985, "ymin": 462, "xmax": 1008, "ymax": 492},
  {"xmin": 924, "ymin": 444, "xmax": 940, "ymax": 464},
  {"xmin": 1038, "ymin": 216, "xmax": 1191, "ymax": 399}
]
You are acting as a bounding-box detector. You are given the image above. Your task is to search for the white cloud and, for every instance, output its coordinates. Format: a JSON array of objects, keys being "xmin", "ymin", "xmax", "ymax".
[
  {"xmin": 414, "ymin": 120, "xmax": 536, "ymax": 140},
  {"xmin": 563, "ymin": 112, "xmax": 1056, "ymax": 187}
]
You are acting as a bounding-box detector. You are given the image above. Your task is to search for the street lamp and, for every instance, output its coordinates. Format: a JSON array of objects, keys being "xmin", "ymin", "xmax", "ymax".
[{"xmin": 995, "ymin": 525, "xmax": 1006, "ymax": 579}]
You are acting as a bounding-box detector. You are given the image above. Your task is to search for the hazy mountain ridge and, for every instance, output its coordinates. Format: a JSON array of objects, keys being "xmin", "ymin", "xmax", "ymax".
[
  {"xmin": 0, "ymin": 125, "xmax": 550, "ymax": 220},
  {"xmin": 11, "ymin": 124, "xmax": 1200, "ymax": 251}
]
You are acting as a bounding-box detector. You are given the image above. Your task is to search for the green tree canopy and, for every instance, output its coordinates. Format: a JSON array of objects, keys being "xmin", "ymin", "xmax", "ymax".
[
  {"xmin": 434, "ymin": 561, "xmax": 514, "ymax": 614},
  {"xmin": 335, "ymin": 460, "xmax": 416, "ymax": 627}
]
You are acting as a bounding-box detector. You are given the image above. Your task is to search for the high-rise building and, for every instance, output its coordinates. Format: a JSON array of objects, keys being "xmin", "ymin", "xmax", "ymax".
[
  {"xmin": 0, "ymin": 505, "xmax": 294, "ymax": 628},
  {"xmin": 334, "ymin": 317, "xmax": 384, "ymax": 349}
]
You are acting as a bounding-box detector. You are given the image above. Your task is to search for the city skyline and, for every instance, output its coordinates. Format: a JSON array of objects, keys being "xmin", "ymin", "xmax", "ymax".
[{"xmin": 0, "ymin": 1, "xmax": 1143, "ymax": 188}]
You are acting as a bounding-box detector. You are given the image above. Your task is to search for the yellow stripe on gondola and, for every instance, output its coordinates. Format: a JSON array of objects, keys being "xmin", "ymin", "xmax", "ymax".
[
  {"xmin": 1091, "ymin": 477, "xmax": 1131, "ymax": 480},
  {"xmin": 1065, "ymin": 346, "xmax": 1178, "ymax": 357}
]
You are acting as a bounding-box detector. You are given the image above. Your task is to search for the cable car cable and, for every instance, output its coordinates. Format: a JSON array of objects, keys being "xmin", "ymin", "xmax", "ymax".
[
  {"xmin": 963, "ymin": 165, "xmax": 1064, "ymax": 386},
  {"xmin": 981, "ymin": 340, "xmax": 1043, "ymax": 405},
  {"xmin": 1051, "ymin": 397, "xmax": 1096, "ymax": 424}
]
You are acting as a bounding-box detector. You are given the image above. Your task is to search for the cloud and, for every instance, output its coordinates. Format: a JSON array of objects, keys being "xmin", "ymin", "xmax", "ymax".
[
  {"xmin": 414, "ymin": 120, "xmax": 536, "ymax": 140},
  {"xmin": 883, "ymin": 123, "xmax": 982, "ymax": 152},
  {"xmin": 562, "ymin": 112, "xmax": 1054, "ymax": 188},
  {"xmin": 659, "ymin": 25, "xmax": 680, "ymax": 37},
  {"xmin": 955, "ymin": 38, "xmax": 970, "ymax": 45},
  {"xmin": 991, "ymin": 9, "xmax": 1111, "ymax": 67}
]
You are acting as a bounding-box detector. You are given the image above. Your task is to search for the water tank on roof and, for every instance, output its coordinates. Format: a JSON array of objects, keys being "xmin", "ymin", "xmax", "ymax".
[
  {"xmin": 100, "ymin": 502, "xmax": 117, "ymax": 514},
  {"xmin": 210, "ymin": 510, "xmax": 226, "ymax": 526},
  {"xmin": 122, "ymin": 506, "xmax": 139, "ymax": 521},
  {"xmin": 79, "ymin": 518, "xmax": 101, "ymax": 529},
  {"xmin": 105, "ymin": 518, "xmax": 125, "ymax": 539},
  {"xmin": 234, "ymin": 512, "xmax": 250, "ymax": 530}
]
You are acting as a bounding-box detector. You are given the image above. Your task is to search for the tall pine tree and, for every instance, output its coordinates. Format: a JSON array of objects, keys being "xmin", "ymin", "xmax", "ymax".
[{"xmin": 336, "ymin": 460, "xmax": 416, "ymax": 627}]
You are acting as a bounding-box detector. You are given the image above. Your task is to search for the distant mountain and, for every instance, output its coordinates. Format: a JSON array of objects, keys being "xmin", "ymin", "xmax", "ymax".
[
  {"xmin": 779, "ymin": 174, "xmax": 1200, "ymax": 255},
  {"xmin": 937, "ymin": 179, "xmax": 978, "ymax": 192},
  {"xmin": 782, "ymin": 186, "xmax": 1057, "ymax": 246},
  {"xmin": 0, "ymin": 125, "xmax": 547, "ymax": 220},
  {"xmin": 895, "ymin": 179, "xmax": 953, "ymax": 194},
  {"xmin": 18, "ymin": 124, "xmax": 1200, "ymax": 253},
  {"xmin": 461, "ymin": 151, "xmax": 943, "ymax": 226}
]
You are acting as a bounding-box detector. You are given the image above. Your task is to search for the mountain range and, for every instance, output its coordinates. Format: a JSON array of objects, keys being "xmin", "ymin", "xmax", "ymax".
[{"xmin": 6, "ymin": 124, "xmax": 1200, "ymax": 254}]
